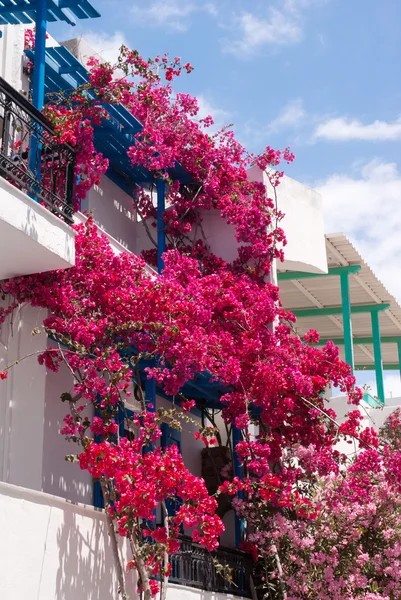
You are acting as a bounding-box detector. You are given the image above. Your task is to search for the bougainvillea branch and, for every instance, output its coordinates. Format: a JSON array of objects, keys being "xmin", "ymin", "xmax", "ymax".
[{"xmin": 0, "ymin": 39, "xmax": 382, "ymax": 600}]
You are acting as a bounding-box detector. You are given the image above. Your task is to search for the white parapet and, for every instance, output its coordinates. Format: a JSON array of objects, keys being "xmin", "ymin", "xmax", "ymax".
[
  {"xmin": 0, "ymin": 482, "xmax": 246, "ymax": 600},
  {"xmin": 247, "ymin": 166, "xmax": 328, "ymax": 274},
  {"xmin": 134, "ymin": 170, "xmax": 327, "ymax": 275},
  {"xmin": 0, "ymin": 177, "xmax": 76, "ymax": 279}
]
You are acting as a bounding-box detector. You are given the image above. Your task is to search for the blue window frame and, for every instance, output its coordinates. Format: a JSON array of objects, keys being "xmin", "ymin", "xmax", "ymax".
[
  {"xmin": 93, "ymin": 405, "xmax": 134, "ymax": 509},
  {"xmin": 161, "ymin": 422, "xmax": 182, "ymax": 520}
]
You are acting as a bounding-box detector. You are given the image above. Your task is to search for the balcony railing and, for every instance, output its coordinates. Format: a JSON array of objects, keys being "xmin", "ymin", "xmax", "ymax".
[
  {"xmin": 170, "ymin": 535, "xmax": 253, "ymax": 598},
  {"xmin": 0, "ymin": 76, "xmax": 75, "ymax": 224}
]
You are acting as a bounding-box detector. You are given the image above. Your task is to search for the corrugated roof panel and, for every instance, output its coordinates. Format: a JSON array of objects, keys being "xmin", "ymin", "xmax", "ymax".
[{"xmin": 278, "ymin": 232, "xmax": 401, "ymax": 367}]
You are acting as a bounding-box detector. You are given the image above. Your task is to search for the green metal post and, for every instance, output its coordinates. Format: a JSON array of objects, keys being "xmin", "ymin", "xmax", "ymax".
[
  {"xmin": 371, "ymin": 310, "xmax": 385, "ymax": 403},
  {"xmin": 398, "ymin": 341, "xmax": 401, "ymax": 382},
  {"xmin": 340, "ymin": 272, "xmax": 354, "ymax": 372}
]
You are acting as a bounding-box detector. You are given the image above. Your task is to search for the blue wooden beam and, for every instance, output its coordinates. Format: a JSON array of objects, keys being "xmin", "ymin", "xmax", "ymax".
[
  {"xmin": 32, "ymin": 0, "xmax": 47, "ymax": 110},
  {"xmin": 232, "ymin": 425, "xmax": 244, "ymax": 548},
  {"xmin": 157, "ymin": 179, "xmax": 166, "ymax": 274}
]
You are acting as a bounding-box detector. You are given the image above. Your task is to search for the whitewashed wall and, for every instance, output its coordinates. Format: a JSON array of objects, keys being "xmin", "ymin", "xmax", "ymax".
[
  {"xmin": 0, "ymin": 299, "xmax": 49, "ymax": 489},
  {"xmin": 0, "ymin": 482, "xmax": 244, "ymax": 600},
  {"xmin": 0, "ymin": 482, "xmax": 136, "ymax": 600},
  {"xmin": 247, "ymin": 167, "xmax": 327, "ymax": 274},
  {"xmin": 134, "ymin": 173, "xmax": 328, "ymax": 275},
  {"xmin": 0, "ymin": 24, "xmax": 28, "ymax": 91},
  {"xmin": 328, "ymin": 394, "xmax": 401, "ymax": 458},
  {"xmin": 84, "ymin": 178, "xmax": 137, "ymax": 254},
  {"xmin": 0, "ymin": 302, "xmax": 237, "ymax": 545}
]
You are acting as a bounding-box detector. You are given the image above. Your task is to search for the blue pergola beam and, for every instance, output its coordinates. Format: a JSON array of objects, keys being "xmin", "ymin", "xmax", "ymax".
[
  {"xmin": 0, "ymin": 0, "xmax": 100, "ymax": 23},
  {"xmin": 26, "ymin": 45, "xmax": 191, "ymax": 190}
]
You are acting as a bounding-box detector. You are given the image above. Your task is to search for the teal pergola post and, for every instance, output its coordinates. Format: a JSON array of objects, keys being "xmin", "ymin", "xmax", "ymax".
[
  {"xmin": 340, "ymin": 272, "xmax": 354, "ymax": 372},
  {"xmin": 371, "ymin": 310, "xmax": 385, "ymax": 403}
]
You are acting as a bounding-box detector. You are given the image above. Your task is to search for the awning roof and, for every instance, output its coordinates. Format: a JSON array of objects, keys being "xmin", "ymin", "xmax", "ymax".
[
  {"xmin": 278, "ymin": 233, "xmax": 401, "ymax": 370},
  {"xmin": 0, "ymin": 0, "xmax": 100, "ymax": 26},
  {"xmin": 25, "ymin": 45, "xmax": 191, "ymax": 191}
]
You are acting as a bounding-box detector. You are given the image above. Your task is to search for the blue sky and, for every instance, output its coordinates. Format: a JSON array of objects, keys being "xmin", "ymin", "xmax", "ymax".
[{"xmin": 49, "ymin": 0, "xmax": 401, "ymax": 395}]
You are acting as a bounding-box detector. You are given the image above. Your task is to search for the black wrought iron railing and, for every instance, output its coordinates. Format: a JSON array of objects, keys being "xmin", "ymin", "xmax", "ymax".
[
  {"xmin": 169, "ymin": 535, "xmax": 253, "ymax": 598},
  {"xmin": 0, "ymin": 76, "xmax": 75, "ymax": 224}
]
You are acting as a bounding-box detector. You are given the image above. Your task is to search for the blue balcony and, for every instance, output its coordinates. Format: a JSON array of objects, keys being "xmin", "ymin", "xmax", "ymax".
[{"xmin": 0, "ymin": 76, "xmax": 76, "ymax": 279}]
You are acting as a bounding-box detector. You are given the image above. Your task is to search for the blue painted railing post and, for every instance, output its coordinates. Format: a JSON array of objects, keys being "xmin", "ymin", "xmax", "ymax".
[
  {"xmin": 145, "ymin": 372, "xmax": 156, "ymax": 413},
  {"xmin": 340, "ymin": 272, "xmax": 354, "ymax": 372},
  {"xmin": 32, "ymin": 0, "xmax": 47, "ymax": 110},
  {"xmin": 30, "ymin": 0, "xmax": 47, "ymax": 190},
  {"xmin": 371, "ymin": 310, "xmax": 385, "ymax": 404},
  {"xmin": 232, "ymin": 425, "xmax": 244, "ymax": 548},
  {"xmin": 156, "ymin": 179, "xmax": 166, "ymax": 274}
]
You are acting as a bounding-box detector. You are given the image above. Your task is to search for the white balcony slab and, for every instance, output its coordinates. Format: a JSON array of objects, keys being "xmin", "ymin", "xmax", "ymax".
[{"xmin": 0, "ymin": 176, "xmax": 75, "ymax": 280}]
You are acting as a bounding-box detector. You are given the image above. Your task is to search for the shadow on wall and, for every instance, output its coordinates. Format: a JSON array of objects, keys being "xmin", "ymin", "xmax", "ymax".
[
  {"xmin": 55, "ymin": 505, "xmax": 117, "ymax": 600},
  {"xmin": 42, "ymin": 360, "xmax": 94, "ymax": 504},
  {"xmin": 0, "ymin": 483, "xmax": 137, "ymax": 600},
  {"xmin": 24, "ymin": 204, "xmax": 39, "ymax": 242},
  {"xmin": 86, "ymin": 179, "xmax": 136, "ymax": 253}
]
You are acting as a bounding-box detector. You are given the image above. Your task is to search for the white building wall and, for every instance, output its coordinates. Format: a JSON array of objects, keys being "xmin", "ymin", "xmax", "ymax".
[
  {"xmin": 134, "ymin": 174, "xmax": 328, "ymax": 275},
  {"xmin": 329, "ymin": 394, "xmax": 401, "ymax": 457},
  {"xmin": 84, "ymin": 178, "xmax": 137, "ymax": 253},
  {"xmin": 0, "ymin": 24, "xmax": 28, "ymax": 91},
  {"xmin": 42, "ymin": 359, "xmax": 94, "ymax": 504},
  {"xmin": 247, "ymin": 167, "xmax": 328, "ymax": 274},
  {"xmin": 0, "ymin": 482, "xmax": 136, "ymax": 600},
  {"xmin": 0, "ymin": 483, "xmax": 244, "ymax": 600},
  {"xmin": 0, "ymin": 300, "xmax": 49, "ymax": 490}
]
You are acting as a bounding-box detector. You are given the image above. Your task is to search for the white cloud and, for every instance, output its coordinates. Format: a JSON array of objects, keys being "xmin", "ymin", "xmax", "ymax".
[
  {"xmin": 314, "ymin": 116, "xmax": 401, "ymax": 141},
  {"xmin": 316, "ymin": 160, "xmax": 401, "ymax": 301},
  {"xmin": 224, "ymin": 0, "xmax": 326, "ymax": 56},
  {"xmin": 131, "ymin": 1, "xmax": 217, "ymax": 32},
  {"xmin": 225, "ymin": 8, "xmax": 302, "ymax": 55},
  {"xmin": 268, "ymin": 98, "xmax": 305, "ymax": 131},
  {"xmin": 284, "ymin": 0, "xmax": 327, "ymax": 11},
  {"xmin": 75, "ymin": 31, "xmax": 129, "ymax": 64}
]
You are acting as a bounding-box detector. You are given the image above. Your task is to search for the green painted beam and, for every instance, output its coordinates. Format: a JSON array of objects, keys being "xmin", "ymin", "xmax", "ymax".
[
  {"xmin": 371, "ymin": 310, "xmax": 385, "ymax": 403},
  {"xmin": 315, "ymin": 335, "xmax": 401, "ymax": 346},
  {"xmin": 356, "ymin": 364, "xmax": 400, "ymax": 371},
  {"xmin": 398, "ymin": 341, "xmax": 401, "ymax": 381},
  {"xmin": 340, "ymin": 272, "xmax": 354, "ymax": 371},
  {"xmin": 277, "ymin": 265, "xmax": 362, "ymax": 281},
  {"xmin": 291, "ymin": 303, "xmax": 390, "ymax": 318}
]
